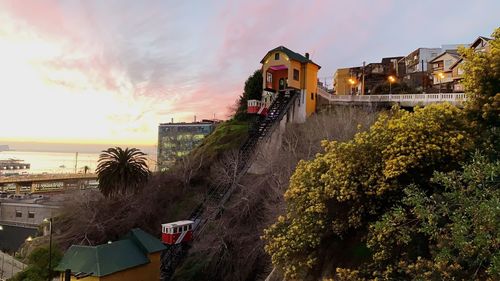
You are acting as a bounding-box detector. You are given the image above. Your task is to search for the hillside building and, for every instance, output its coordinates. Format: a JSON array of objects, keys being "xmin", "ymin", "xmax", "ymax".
[
  {"xmin": 332, "ymin": 56, "xmax": 404, "ymax": 95},
  {"xmin": 429, "ymin": 50, "xmax": 461, "ymax": 92},
  {"xmin": 449, "ymin": 36, "xmax": 491, "ymax": 92},
  {"xmin": 333, "ymin": 67, "xmax": 361, "ymax": 95},
  {"xmin": 247, "ymin": 46, "xmax": 320, "ymax": 123},
  {"xmin": 157, "ymin": 121, "xmax": 216, "ymax": 171},
  {"xmin": 56, "ymin": 228, "xmax": 166, "ymax": 281}
]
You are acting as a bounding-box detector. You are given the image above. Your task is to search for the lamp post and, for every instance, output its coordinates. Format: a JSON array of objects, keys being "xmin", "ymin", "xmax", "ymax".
[
  {"xmin": 0, "ymin": 225, "xmax": 3, "ymax": 279},
  {"xmin": 388, "ymin": 75, "xmax": 396, "ymax": 96},
  {"xmin": 438, "ymin": 72, "xmax": 445, "ymax": 94},
  {"xmin": 348, "ymin": 78, "xmax": 356, "ymax": 95},
  {"xmin": 43, "ymin": 218, "xmax": 53, "ymax": 281}
]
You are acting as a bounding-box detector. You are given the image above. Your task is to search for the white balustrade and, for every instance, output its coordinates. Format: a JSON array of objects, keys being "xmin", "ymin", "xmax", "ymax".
[{"xmin": 317, "ymin": 91, "xmax": 467, "ymax": 106}]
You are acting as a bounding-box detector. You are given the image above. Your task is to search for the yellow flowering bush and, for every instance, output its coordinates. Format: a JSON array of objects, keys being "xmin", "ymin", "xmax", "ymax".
[
  {"xmin": 264, "ymin": 28, "xmax": 499, "ymax": 280},
  {"xmin": 263, "ymin": 103, "xmax": 472, "ymax": 279}
]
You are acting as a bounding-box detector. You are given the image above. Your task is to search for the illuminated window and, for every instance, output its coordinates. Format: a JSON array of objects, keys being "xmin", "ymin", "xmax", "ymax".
[{"xmin": 267, "ymin": 72, "xmax": 272, "ymax": 83}]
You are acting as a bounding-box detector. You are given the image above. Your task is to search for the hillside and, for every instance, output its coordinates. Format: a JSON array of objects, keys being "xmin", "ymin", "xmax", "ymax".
[{"xmin": 173, "ymin": 106, "xmax": 379, "ymax": 280}]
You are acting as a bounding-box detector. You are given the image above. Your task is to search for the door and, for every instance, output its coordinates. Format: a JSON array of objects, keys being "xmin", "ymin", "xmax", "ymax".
[{"xmin": 279, "ymin": 78, "xmax": 285, "ymax": 90}]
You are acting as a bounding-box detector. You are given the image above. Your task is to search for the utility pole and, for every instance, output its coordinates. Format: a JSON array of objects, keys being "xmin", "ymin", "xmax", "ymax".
[
  {"xmin": 421, "ymin": 59, "xmax": 425, "ymax": 93},
  {"xmin": 361, "ymin": 61, "xmax": 366, "ymax": 95},
  {"xmin": 1, "ymin": 251, "xmax": 4, "ymax": 279},
  {"xmin": 74, "ymin": 152, "xmax": 78, "ymax": 173}
]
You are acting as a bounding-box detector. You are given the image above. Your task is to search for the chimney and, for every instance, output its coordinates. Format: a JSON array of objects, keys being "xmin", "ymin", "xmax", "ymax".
[
  {"xmin": 171, "ymin": 118, "xmax": 174, "ymax": 123},
  {"xmin": 194, "ymin": 115, "xmax": 197, "ymax": 122},
  {"xmin": 305, "ymin": 52, "xmax": 310, "ymax": 59}
]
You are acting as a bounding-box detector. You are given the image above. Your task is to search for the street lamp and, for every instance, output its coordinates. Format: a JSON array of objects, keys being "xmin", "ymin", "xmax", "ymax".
[
  {"xmin": 438, "ymin": 72, "xmax": 445, "ymax": 94},
  {"xmin": 348, "ymin": 78, "xmax": 356, "ymax": 95},
  {"xmin": 0, "ymin": 225, "xmax": 3, "ymax": 280},
  {"xmin": 388, "ymin": 75, "xmax": 396, "ymax": 96},
  {"xmin": 43, "ymin": 218, "xmax": 53, "ymax": 281}
]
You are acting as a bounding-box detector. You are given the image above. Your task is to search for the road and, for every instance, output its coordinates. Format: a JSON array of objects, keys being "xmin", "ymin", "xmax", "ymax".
[{"xmin": 0, "ymin": 251, "xmax": 25, "ymax": 280}]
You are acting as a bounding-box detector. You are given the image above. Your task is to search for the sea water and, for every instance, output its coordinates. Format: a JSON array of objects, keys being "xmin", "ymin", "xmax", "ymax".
[{"xmin": 0, "ymin": 150, "xmax": 157, "ymax": 174}]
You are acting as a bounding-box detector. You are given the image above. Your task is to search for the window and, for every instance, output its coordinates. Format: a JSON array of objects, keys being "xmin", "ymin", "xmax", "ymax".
[
  {"xmin": 15, "ymin": 210, "xmax": 22, "ymax": 218},
  {"xmin": 28, "ymin": 212, "xmax": 35, "ymax": 219},
  {"xmin": 266, "ymin": 72, "xmax": 272, "ymax": 83},
  {"xmin": 293, "ymin": 69, "xmax": 299, "ymax": 81},
  {"xmin": 275, "ymin": 53, "xmax": 279, "ymax": 60},
  {"xmin": 310, "ymin": 93, "xmax": 314, "ymax": 100}
]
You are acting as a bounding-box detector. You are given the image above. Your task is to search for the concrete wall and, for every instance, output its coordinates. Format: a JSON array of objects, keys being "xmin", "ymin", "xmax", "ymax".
[{"xmin": 0, "ymin": 202, "xmax": 59, "ymax": 226}]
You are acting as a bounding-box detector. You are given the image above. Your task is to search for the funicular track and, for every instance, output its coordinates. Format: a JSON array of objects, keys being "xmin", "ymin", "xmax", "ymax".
[{"xmin": 160, "ymin": 91, "xmax": 298, "ymax": 280}]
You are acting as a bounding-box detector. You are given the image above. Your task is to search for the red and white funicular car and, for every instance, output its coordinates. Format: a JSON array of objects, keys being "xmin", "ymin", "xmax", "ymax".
[{"xmin": 161, "ymin": 220, "xmax": 194, "ymax": 245}]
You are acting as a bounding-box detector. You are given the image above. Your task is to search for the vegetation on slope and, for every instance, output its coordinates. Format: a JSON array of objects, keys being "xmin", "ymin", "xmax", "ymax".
[
  {"xmin": 263, "ymin": 28, "xmax": 500, "ymax": 280},
  {"xmin": 173, "ymin": 106, "xmax": 380, "ymax": 281},
  {"xmin": 10, "ymin": 246, "xmax": 62, "ymax": 281}
]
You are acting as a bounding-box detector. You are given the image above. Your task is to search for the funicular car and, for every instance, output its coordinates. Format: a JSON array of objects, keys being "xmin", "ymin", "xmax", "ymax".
[{"xmin": 161, "ymin": 220, "xmax": 194, "ymax": 245}]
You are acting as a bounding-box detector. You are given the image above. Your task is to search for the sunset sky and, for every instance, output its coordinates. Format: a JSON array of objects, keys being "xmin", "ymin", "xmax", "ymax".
[{"xmin": 0, "ymin": 0, "xmax": 498, "ymax": 146}]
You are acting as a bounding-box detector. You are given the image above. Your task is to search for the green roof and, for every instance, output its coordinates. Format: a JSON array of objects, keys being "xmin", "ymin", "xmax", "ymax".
[
  {"xmin": 260, "ymin": 46, "xmax": 321, "ymax": 68},
  {"xmin": 55, "ymin": 228, "xmax": 167, "ymax": 277},
  {"xmin": 125, "ymin": 228, "xmax": 167, "ymax": 254}
]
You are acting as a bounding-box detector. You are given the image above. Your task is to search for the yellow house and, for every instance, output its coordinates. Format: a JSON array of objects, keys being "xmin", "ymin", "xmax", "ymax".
[
  {"xmin": 333, "ymin": 67, "xmax": 362, "ymax": 95},
  {"xmin": 333, "ymin": 68, "xmax": 351, "ymax": 95},
  {"xmin": 260, "ymin": 46, "xmax": 321, "ymax": 120},
  {"xmin": 55, "ymin": 228, "xmax": 166, "ymax": 281}
]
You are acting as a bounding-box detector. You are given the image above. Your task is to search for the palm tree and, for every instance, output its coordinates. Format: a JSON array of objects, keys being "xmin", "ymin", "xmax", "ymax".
[
  {"xmin": 96, "ymin": 147, "xmax": 150, "ymax": 198},
  {"xmin": 83, "ymin": 165, "xmax": 90, "ymax": 174}
]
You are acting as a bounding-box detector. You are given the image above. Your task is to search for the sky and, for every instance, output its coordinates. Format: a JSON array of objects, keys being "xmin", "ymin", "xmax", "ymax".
[{"xmin": 0, "ymin": 0, "xmax": 498, "ymax": 147}]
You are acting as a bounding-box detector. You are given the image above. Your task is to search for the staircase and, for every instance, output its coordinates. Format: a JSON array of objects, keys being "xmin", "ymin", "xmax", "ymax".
[
  {"xmin": 160, "ymin": 90, "xmax": 298, "ymax": 280},
  {"xmin": 239, "ymin": 91, "xmax": 297, "ymax": 169}
]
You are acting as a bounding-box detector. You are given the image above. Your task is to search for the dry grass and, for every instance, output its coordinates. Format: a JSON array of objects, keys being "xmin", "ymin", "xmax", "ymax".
[{"xmin": 175, "ymin": 106, "xmax": 380, "ymax": 281}]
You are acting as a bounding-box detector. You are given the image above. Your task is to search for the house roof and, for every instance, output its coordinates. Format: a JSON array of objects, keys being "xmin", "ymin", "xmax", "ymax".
[
  {"xmin": 471, "ymin": 36, "xmax": 491, "ymax": 48},
  {"xmin": 55, "ymin": 228, "xmax": 166, "ymax": 277},
  {"xmin": 449, "ymin": 57, "xmax": 464, "ymax": 70},
  {"xmin": 125, "ymin": 228, "xmax": 168, "ymax": 254},
  {"xmin": 261, "ymin": 46, "xmax": 321, "ymax": 68},
  {"xmin": 429, "ymin": 50, "xmax": 460, "ymax": 63}
]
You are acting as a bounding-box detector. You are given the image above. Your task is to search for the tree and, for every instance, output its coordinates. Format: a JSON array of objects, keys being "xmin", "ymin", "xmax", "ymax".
[
  {"xmin": 461, "ymin": 27, "xmax": 500, "ymax": 156},
  {"xmin": 336, "ymin": 154, "xmax": 500, "ymax": 280},
  {"xmin": 264, "ymin": 28, "xmax": 499, "ymax": 280},
  {"xmin": 10, "ymin": 246, "xmax": 62, "ymax": 281},
  {"xmin": 96, "ymin": 147, "xmax": 150, "ymax": 198},
  {"xmin": 82, "ymin": 165, "xmax": 90, "ymax": 174},
  {"xmin": 234, "ymin": 69, "xmax": 263, "ymax": 120}
]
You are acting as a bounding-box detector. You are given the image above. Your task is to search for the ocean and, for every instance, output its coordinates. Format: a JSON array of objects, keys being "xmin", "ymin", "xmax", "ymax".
[{"xmin": 0, "ymin": 150, "xmax": 157, "ymax": 174}]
